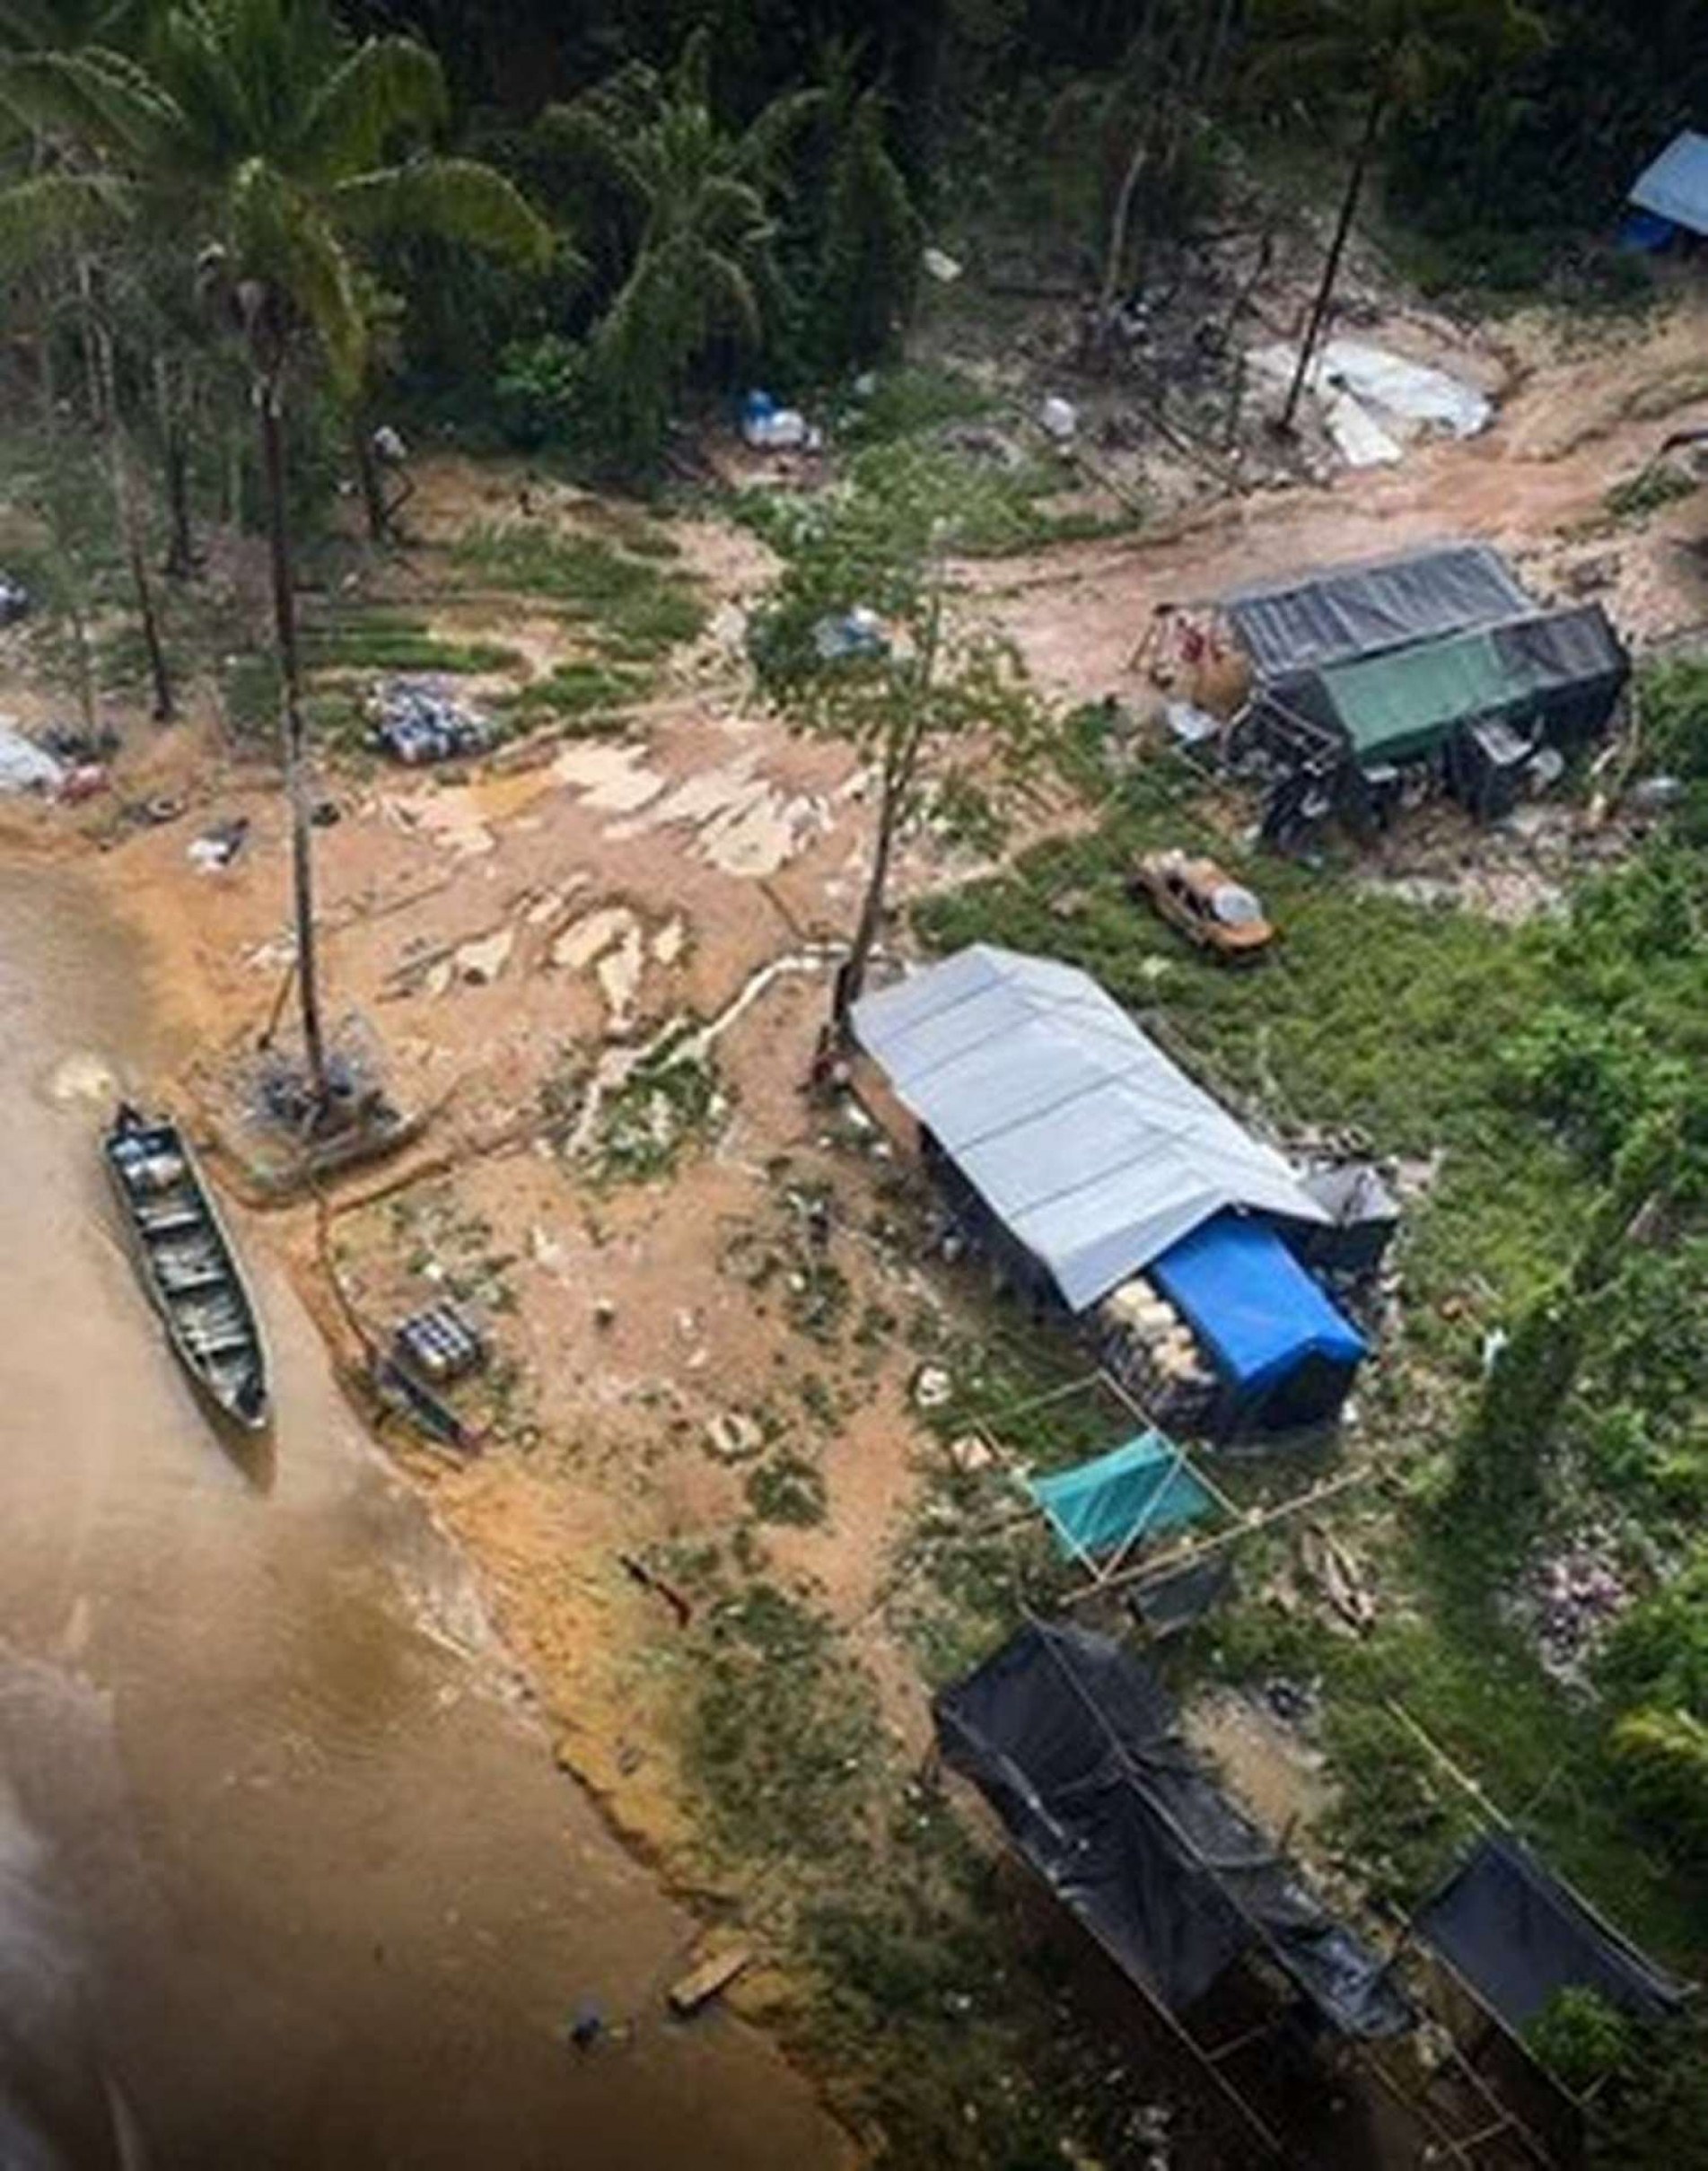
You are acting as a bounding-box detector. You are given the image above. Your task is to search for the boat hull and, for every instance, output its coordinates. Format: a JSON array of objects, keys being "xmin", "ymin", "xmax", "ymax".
[{"xmin": 103, "ymin": 1106, "xmax": 272, "ymax": 1436}]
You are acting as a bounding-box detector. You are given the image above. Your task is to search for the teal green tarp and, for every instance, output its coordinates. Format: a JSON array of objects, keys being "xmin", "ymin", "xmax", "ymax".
[{"xmin": 1027, "ymin": 1431, "xmax": 1214, "ymax": 1562}]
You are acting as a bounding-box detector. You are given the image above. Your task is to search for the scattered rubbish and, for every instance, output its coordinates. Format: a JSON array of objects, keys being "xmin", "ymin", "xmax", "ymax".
[
  {"xmin": 851, "ymin": 370, "xmax": 879, "ymax": 398},
  {"xmin": 1298, "ymin": 1523, "xmax": 1376, "ymax": 1633},
  {"xmin": 705, "ymin": 1410, "xmax": 764, "ymax": 1462},
  {"xmin": 1163, "ymin": 699, "xmax": 1222, "ymax": 748},
  {"xmin": 1629, "ymin": 772, "xmax": 1684, "ymax": 810},
  {"xmin": 0, "ymin": 573, "xmax": 29, "ymax": 626},
  {"xmin": 139, "ymin": 794, "xmax": 185, "ymax": 826},
  {"xmin": 668, "ymin": 1943, "xmax": 752, "ymax": 2018},
  {"xmin": 618, "ymin": 1552, "xmax": 692, "ymax": 1628},
  {"xmin": 1526, "ymin": 745, "xmax": 1567, "ymax": 794},
  {"xmin": 1038, "ymin": 394, "xmax": 1079, "ymax": 442},
  {"xmin": 368, "ymin": 678, "xmax": 492, "ymax": 766},
  {"xmin": 912, "ymin": 1364, "xmax": 952, "ymax": 1410},
  {"xmin": 1250, "ymin": 339, "xmax": 1492, "ymax": 463},
  {"xmin": 591, "ymin": 1297, "xmax": 618, "ymax": 1329},
  {"xmin": 453, "ymin": 926, "xmax": 514, "ymax": 987},
  {"xmin": 1527, "ymin": 1537, "xmax": 1630, "ymax": 1682},
  {"xmin": 393, "ymin": 1300, "xmax": 486, "ymax": 1387},
  {"xmin": 58, "ymin": 763, "xmax": 109, "ymax": 802},
  {"xmin": 39, "ymin": 719, "xmax": 118, "ymax": 764},
  {"xmin": 948, "ymin": 1433, "xmax": 994, "ymax": 1475},
  {"xmin": 1321, "ymin": 385, "xmax": 1404, "ymax": 468},
  {"xmin": 740, "ymin": 390, "xmax": 821, "ymax": 452},
  {"xmin": 187, "ymin": 816, "xmax": 250, "ymax": 871},
  {"xmin": 812, "ymin": 606, "xmax": 888, "ymax": 664},
  {"xmin": 311, "ymin": 797, "xmax": 342, "ymax": 827},
  {"xmin": 566, "ymin": 2001, "xmax": 603, "ymax": 2051},
  {"xmin": 0, "ymin": 722, "xmax": 64, "ymax": 796},
  {"xmin": 372, "ymin": 423, "xmax": 407, "ymax": 466},
  {"xmin": 922, "ymin": 246, "xmax": 963, "ymax": 285}
]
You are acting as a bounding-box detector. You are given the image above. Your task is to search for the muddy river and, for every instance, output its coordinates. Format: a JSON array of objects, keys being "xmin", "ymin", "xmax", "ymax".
[{"xmin": 0, "ymin": 859, "xmax": 843, "ymax": 2168}]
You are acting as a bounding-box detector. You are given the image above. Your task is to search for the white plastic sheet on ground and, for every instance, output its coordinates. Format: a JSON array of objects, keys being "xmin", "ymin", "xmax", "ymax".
[
  {"xmin": 0, "ymin": 722, "xmax": 64, "ymax": 795},
  {"xmin": 1249, "ymin": 338, "xmax": 1493, "ymax": 467}
]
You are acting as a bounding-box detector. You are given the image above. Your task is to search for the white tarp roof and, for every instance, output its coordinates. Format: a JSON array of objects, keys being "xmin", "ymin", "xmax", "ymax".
[
  {"xmin": 851, "ymin": 945, "xmax": 1327, "ymax": 1313},
  {"xmin": 1629, "ymin": 130, "xmax": 1708, "ymax": 236}
]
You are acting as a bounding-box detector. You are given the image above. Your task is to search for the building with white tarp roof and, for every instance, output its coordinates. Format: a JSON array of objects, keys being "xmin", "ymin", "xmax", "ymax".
[{"xmin": 849, "ymin": 944, "xmax": 1327, "ymax": 1314}]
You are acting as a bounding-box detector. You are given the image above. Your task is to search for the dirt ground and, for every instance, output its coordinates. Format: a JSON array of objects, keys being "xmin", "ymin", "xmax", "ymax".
[{"xmin": 5, "ymin": 273, "xmax": 1707, "ymax": 2154}]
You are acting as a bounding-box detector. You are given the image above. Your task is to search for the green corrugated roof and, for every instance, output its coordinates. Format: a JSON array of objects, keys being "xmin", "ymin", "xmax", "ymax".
[{"xmin": 1321, "ymin": 626, "xmax": 1526, "ymax": 762}]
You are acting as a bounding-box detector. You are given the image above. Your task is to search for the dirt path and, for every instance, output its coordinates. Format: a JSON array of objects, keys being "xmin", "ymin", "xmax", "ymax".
[{"xmin": 964, "ymin": 292, "xmax": 1708, "ymax": 705}]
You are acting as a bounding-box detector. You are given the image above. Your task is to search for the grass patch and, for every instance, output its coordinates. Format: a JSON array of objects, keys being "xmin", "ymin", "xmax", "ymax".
[
  {"xmin": 502, "ymin": 658, "xmax": 651, "ymax": 723},
  {"xmin": 591, "ymin": 1036, "xmax": 723, "ymax": 1184},
  {"xmin": 744, "ymin": 1448, "xmax": 828, "ymax": 1528},
  {"xmin": 302, "ymin": 610, "xmax": 523, "ymax": 674},
  {"xmin": 1604, "ymin": 465, "xmax": 1700, "ymax": 524},
  {"xmin": 835, "ymin": 363, "xmax": 995, "ymax": 447},
  {"xmin": 451, "ymin": 523, "xmax": 705, "ymax": 658},
  {"xmin": 681, "ymin": 1579, "xmax": 881, "ymax": 1863}
]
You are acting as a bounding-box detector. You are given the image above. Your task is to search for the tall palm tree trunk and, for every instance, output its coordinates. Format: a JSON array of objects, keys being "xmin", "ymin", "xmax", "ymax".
[
  {"xmin": 86, "ymin": 276, "xmax": 174, "ymax": 721},
  {"xmin": 156, "ymin": 355, "xmax": 197, "ymax": 580},
  {"xmin": 350, "ymin": 410, "xmax": 389, "ymax": 545},
  {"xmin": 836, "ymin": 729, "xmax": 914, "ymax": 1031},
  {"xmin": 1281, "ymin": 84, "xmax": 1388, "ymax": 433},
  {"xmin": 256, "ymin": 369, "xmax": 328, "ymax": 1114}
]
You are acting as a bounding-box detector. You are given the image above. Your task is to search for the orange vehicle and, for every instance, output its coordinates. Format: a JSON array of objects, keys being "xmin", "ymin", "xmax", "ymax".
[{"xmin": 1129, "ymin": 849, "xmax": 1275, "ymax": 961}]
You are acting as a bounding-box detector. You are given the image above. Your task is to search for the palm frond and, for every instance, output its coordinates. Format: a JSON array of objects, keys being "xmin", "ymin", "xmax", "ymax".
[
  {"xmin": 531, "ymin": 96, "xmax": 653, "ymax": 214},
  {"xmin": 332, "ymin": 155, "xmax": 554, "ymax": 270},
  {"xmin": 295, "ymin": 33, "xmax": 446, "ymax": 180},
  {"xmin": 0, "ymin": 43, "xmax": 176, "ymax": 153},
  {"xmin": 0, "ymin": 164, "xmax": 129, "ymax": 266},
  {"xmin": 737, "ymin": 84, "xmax": 824, "ymax": 188},
  {"xmin": 229, "ymin": 153, "xmax": 363, "ymax": 388}
]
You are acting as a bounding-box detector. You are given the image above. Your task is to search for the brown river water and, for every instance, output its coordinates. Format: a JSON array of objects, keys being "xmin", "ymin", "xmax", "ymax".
[{"xmin": 0, "ymin": 858, "xmax": 844, "ymax": 2170}]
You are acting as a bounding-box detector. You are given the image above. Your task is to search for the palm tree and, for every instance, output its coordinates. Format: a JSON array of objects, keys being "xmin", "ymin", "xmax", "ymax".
[
  {"xmin": 535, "ymin": 30, "xmax": 819, "ymax": 466},
  {"xmin": 1254, "ymin": 0, "xmax": 1545, "ymax": 431},
  {"xmin": 7, "ymin": 0, "xmax": 549, "ymax": 1123},
  {"xmin": 0, "ymin": 0, "xmax": 176, "ymax": 719}
]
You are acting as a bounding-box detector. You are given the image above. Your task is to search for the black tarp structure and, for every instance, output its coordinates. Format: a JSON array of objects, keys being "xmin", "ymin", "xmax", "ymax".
[
  {"xmin": 1223, "ymin": 544, "xmax": 1533, "ymax": 679},
  {"xmin": 1252, "ymin": 603, "xmax": 1629, "ymax": 774},
  {"xmin": 1413, "ymin": 1834, "xmax": 1689, "ymax": 2038},
  {"xmin": 933, "ymin": 1622, "xmax": 1413, "ymax": 2038}
]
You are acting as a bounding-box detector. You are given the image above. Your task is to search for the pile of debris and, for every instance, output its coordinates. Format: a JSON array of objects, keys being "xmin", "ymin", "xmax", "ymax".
[
  {"xmin": 0, "ymin": 717, "xmax": 109, "ymax": 802},
  {"xmin": 1524, "ymin": 1536, "xmax": 1633, "ymax": 1685},
  {"xmin": 367, "ymin": 678, "xmax": 492, "ymax": 766},
  {"xmin": 1096, "ymin": 1275, "xmax": 1217, "ymax": 1433},
  {"xmin": 0, "ymin": 573, "xmax": 30, "ymax": 626}
]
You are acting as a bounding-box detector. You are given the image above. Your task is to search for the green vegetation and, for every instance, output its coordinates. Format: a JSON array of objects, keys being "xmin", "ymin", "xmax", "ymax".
[
  {"xmin": 591, "ymin": 1036, "xmax": 723, "ymax": 1183},
  {"xmin": 302, "ymin": 612, "xmax": 522, "ymax": 673},
  {"xmin": 451, "ymin": 523, "xmax": 705, "ymax": 657},
  {"xmin": 1605, "ymin": 465, "xmax": 1701, "ymax": 524}
]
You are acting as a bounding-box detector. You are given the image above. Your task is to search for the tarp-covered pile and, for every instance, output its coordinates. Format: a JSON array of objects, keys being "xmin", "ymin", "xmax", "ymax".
[
  {"xmin": 1150, "ymin": 1212, "xmax": 1366, "ymax": 1431},
  {"xmin": 850, "ymin": 945, "xmax": 1328, "ymax": 1315},
  {"xmin": 936, "ymin": 1622, "xmax": 1413, "ymax": 2035},
  {"xmin": 1414, "ymin": 1834, "xmax": 1688, "ymax": 2038}
]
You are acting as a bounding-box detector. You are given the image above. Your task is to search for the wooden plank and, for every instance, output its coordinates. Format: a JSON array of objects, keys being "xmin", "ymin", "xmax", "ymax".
[{"xmin": 668, "ymin": 1944, "xmax": 752, "ymax": 2018}]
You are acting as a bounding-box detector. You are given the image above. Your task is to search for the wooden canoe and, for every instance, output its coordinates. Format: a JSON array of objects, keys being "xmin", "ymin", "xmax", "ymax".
[{"xmin": 103, "ymin": 1103, "xmax": 271, "ymax": 1434}]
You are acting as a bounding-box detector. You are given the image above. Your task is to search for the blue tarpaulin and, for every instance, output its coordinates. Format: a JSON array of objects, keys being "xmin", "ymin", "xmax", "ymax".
[
  {"xmin": 1629, "ymin": 130, "xmax": 1708, "ymax": 240},
  {"xmin": 1152, "ymin": 1213, "xmax": 1365, "ymax": 1405},
  {"xmin": 1028, "ymin": 1431, "xmax": 1214, "ymax": 1561}
]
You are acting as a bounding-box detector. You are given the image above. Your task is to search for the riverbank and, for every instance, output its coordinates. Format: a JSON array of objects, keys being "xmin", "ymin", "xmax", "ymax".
[{"xmin": 0, "ymin": 847, "xmax": 853, "ymax": 2170}]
